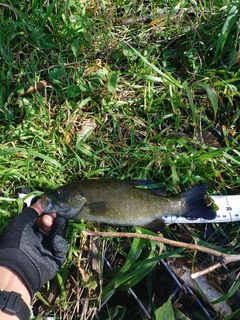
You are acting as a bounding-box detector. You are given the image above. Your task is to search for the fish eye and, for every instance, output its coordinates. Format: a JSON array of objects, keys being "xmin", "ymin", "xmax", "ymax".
[{"xmin": 53, "ymin": 190, "xmax": 60, "ymax": 197}]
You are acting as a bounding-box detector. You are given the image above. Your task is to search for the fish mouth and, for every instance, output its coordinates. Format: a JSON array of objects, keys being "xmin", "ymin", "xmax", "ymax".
[
  {"xmin": 41, "ymin": 196, "xmax": 57, "ymax": 214},
  {"xmin": 42, "ymin": 195, "xmax": 69, "ymax": 216},
  {"xmin": 41, "ymin": 195, "xmax": 83, "ymax": 217}
]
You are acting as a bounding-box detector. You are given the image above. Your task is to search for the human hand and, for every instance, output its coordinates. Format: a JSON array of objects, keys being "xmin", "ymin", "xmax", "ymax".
[{"xmin": 0, "ymin": 203, "xmax": 68, "ymax": 298}]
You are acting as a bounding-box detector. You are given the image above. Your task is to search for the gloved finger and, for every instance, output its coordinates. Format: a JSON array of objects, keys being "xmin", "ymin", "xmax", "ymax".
[
  {"xmin": 51, "ymin": 215, "xmax": 68, "ymax": 238},
  {"xmin": 52, "ymin": 235, "xmax": 68, "ymax": 267}
]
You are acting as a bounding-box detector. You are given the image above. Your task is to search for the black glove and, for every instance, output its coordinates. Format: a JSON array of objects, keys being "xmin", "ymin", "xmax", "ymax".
[{"xmin": 0, "ymin": 207, "xmax": 68, "ymax": 298}]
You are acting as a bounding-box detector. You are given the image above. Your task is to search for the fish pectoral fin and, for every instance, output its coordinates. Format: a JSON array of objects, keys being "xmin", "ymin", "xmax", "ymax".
[
  {"xmin": 85, "ymin": 202, "xmax": 109, "ymax": 216},
  {"xmin": 141, "ymin": 218, "xmax": 165, "ymax": 231}
]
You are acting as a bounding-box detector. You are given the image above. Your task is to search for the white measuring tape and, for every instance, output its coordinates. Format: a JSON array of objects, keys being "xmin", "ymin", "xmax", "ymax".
[
  {"xmin": 19, "ymin": 194, "xmax": 240, "ymax": 224},
  {"xmin": 163, "ymin": 195, "xmax": 240, "ymax": 224}
]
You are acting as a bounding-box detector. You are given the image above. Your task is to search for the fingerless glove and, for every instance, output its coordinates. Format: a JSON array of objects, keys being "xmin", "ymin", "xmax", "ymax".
[{"xmin": 0, "ymin": 208, "xmax": 68, "ymax": 298}]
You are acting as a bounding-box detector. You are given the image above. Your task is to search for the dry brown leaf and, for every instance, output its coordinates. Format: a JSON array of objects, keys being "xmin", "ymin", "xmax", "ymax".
[
  {"xmin": 194, "ymin": 128, "xmax": 222, "ymax": 148},
  {"xmin": 79, "ymin": 267, "xmax": 90, "ymax": 283},
  {"xmin": 20, "ymin": 80, "xmax": 47, "ymax": 96}
]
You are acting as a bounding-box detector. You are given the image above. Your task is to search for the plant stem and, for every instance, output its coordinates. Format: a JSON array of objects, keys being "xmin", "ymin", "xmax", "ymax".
[{"xmin": 83, "ymin": 230, "xmax": 240, "ymax": 275}]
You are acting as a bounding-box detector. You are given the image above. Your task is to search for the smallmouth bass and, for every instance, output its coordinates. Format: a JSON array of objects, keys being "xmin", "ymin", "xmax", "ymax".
[{"xmin": 41, "ymin": 179, "xmax": 217, "ymax": 229}]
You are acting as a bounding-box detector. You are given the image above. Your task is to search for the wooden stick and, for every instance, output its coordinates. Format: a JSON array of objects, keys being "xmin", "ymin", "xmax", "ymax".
[{"xmin": 82, "ymin": 230, "xmax": 240, "ymax": 277}]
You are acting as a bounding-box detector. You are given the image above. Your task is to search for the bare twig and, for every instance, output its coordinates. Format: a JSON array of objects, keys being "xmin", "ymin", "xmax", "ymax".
[
  {"xmin": 191, "ymin": 262, "xmax": 222, "ymax": 279},
  {"xmin": 82, "ymin": 231, "xmax": 240, "ymax": 278}
]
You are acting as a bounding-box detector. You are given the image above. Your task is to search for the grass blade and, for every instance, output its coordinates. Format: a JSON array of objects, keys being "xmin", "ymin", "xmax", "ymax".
[
  {"xmin": 196, "ymin": 82, "xmax": 218, "ymax": 120},
  {"xmin": 213, "ymin": 3, "xmax": 240, "ymax": 61},
  {"xmin": 127, "ymin": 44, "xmax": 183, "ymax": 89}
]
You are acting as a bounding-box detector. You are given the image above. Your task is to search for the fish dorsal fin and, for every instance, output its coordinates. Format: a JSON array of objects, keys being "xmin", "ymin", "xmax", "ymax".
[
  {"xmin": 133, "ymin": 180, "xmax": 166, "ymax": 196},
  {"xmin": 150, "ymin": 187, "xmax": 166, "ymax": 196}
]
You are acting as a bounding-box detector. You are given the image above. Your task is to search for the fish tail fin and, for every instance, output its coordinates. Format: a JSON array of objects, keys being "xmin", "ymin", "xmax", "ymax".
[{"xmin": 181, "ymin": 184, "xmax": 216, "ymax": 220}]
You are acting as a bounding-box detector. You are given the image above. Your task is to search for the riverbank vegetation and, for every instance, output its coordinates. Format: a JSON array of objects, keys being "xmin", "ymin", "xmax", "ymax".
[{"xmin": 0, "ymin": 1, "xmax": 240, "ymax": 319}]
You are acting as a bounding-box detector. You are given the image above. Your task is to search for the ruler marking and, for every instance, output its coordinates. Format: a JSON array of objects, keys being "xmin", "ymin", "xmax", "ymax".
[
  {"xmin": 162, "ymin": 195, "xmax": 240, "ymax": 224},
  {"xmin": 225, "ymin": 196, "xmax": 232, "ymax": 221}
]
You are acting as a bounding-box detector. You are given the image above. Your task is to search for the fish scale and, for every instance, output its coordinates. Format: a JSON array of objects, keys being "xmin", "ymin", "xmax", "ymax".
[
  {"xmin": 40, "ymin": 181, "xmax": 216, "ymax": 227},
  {"xmin": 19, "ymin": 186, "xmax": 240, "ymax": 224}
]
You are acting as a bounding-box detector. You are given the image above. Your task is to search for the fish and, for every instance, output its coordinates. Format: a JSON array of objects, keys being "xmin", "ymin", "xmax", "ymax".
[{"xmin": 41, "ymin": 179, "xmax": 217, "ymax": 229}]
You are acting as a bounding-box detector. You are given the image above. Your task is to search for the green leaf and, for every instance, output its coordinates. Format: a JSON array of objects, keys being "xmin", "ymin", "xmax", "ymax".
[
  {"xmin": 66, "ymin": 85, "xmax": 81, "ymax": 98},
  {"xmin": 183, "ymin": 81, "xmax": 196, "ymax": 124},
  {"xmin": 155, "ymin": 295, "xmax": 175, "ymax": 320},
  {"xmin": 171, "ymin": 164, "xmax": 179, "ymax": 184},
  {"xmin": 101, "ymin": 237, "xmax": 148, "ymax": 301},
  {"xmin": 75, "ymin": 97, "xmax": 92, "ymax": 110},
  {"xmin": 196, "ymin": 82, "xmax": 218, "ymax": 120},
  {"xmin": 213, "ymin": 3, "xmax": 240, "ymax": 61},
  {"xmin": 71, "ymin": 41, "xmax": 80, "ymax": 58},
  {"xmin": 108, "ymin": 71, "xmax": 118, "ymax": 92},
  {"xmin": 128, "ymin": 44, "xmax": 183, "ymax": 89},
  {"xmin": 29, "ymin": 150, "xmax": 63, "ymax": 168},
  {"xmin": 0, "ymin": 147, "xmax": 63, "ymax": 169},
  {"xmin": 222, "ymin": 150, "xmax": 240, "ymax": 165},
  {"xmin": 40, "ymin": 0, "xmax": 58, "ymax": 31},
  {"xmin": 49, "ymin": 68, "xmax": 62, "ymax": 80}
]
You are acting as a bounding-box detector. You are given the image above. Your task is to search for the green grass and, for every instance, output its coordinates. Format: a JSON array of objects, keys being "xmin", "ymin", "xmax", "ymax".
[{"xmin": 0, "ymin": 0, "xmax": 240, "ymax": 319}]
